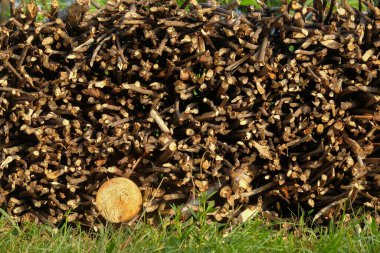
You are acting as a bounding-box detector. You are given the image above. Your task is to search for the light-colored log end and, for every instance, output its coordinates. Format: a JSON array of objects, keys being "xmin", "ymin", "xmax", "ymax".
[{"xmin": 96, "ymin": 177, "xmax": 142, "ymax": 223}]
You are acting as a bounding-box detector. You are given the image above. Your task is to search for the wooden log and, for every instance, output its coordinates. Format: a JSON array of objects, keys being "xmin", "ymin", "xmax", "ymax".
[{"xmin": 96, "ymin": 177, "xmax": 142, "ymax": 223}]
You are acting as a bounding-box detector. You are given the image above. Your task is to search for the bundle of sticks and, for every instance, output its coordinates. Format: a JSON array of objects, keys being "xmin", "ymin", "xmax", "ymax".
[{"xmin": 0, "ymin": 0, "xmax": 379, "ymax": 227}]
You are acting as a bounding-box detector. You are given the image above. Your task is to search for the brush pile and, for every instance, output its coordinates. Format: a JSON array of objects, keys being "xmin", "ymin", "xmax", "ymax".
[{"xmin": 0, "ymin": 0, "xmax": 379, "ymax": 227}]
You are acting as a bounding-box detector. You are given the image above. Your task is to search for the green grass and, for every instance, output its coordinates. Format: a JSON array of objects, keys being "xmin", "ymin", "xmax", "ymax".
[{"xmin": 0, "ymin": 205, "xmax": 379, "ymax": 253}]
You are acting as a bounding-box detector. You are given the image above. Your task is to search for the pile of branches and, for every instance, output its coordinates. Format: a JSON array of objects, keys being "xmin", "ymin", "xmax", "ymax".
[{"xmin": 1, "ymin": 0, "xmax": 380, "ymax": 227}]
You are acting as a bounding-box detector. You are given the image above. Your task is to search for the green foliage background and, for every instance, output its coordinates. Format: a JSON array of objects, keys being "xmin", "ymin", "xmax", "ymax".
[{"xmin": 4, "ymin": 0, "xmax": 380, "ymax": 13}]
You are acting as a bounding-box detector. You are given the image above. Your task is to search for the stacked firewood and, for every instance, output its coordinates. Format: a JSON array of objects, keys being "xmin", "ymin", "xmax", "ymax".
[{"xmin": 0, "ymin": 0, "xmax": 379, "ymax": 227}]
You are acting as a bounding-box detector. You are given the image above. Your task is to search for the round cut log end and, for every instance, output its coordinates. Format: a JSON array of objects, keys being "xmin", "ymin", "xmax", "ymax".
[{"xmin": 96, "ymin": 177, "xmax": 142, "ymax": 223}]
